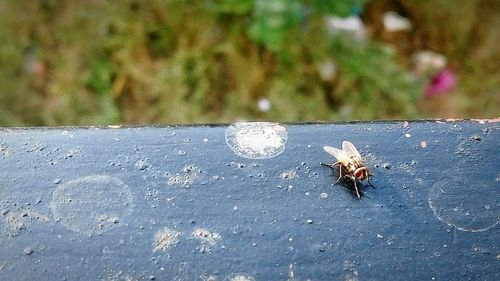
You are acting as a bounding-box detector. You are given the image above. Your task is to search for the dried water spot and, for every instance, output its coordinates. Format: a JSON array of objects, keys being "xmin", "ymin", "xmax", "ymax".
[
  {"xmin": 192, "ymin": 228, "xmax": 221, "ymax": 253},
  {"xmin": 50, "ymin": 175, "xmax": 134, "ymax": 234},
  {"xmin": 225, "ymin": 122, "xmax": 287, "ymax": 159},
  {"xmin": 153, "ymin": 228, "xmax": 181, "ymax": 252},
  {"xmin": 223, "ymin": 273, "xmax": 256, "ymax": 281},
  {"xmin": 428, "ymin": 179, "xmax": 499, "ymax": 232}
]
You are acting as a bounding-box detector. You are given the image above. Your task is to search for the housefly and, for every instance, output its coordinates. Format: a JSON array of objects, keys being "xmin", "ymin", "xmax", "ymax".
[{"xmin": 322, "ymin": 141, "xmax": 374, "ymax": 197}]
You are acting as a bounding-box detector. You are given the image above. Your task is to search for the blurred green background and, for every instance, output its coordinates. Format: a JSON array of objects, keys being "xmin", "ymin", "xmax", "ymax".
[{"xmin": 0, "ymin": 0, "xmax": 499, "ymax": 126}]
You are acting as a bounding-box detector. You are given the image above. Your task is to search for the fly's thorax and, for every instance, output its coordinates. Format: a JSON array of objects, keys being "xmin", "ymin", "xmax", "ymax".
[
  {"xmin": 346, "ymin": 156, "xmax": 364, "ymax": 173},
  {"xmin": 337, "ymin": 159, "xmax": 350, "ymax": 168},
  {"xmin": 349, "ymin": 156, "xmax": 364, "ymax": 167}
]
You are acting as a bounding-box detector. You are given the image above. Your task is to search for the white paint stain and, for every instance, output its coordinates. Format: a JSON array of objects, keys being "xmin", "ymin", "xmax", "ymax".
[
  {"xmin": 192, "ymin": 228, "xmax": 221, "ymax": 253},
  {"xmin": 153, "ymin": 228, "xmax": 181, "ymax": 252},
  {"xmin": 167, "ymin": 165, "xmax": 203, "ymax": 189},
  {"xmin": 50, "ymin": 175, "xmax": 134, "ymax": 234},
  {"xmin": 225, "ymin": 122, "xmax": 287, "ymax": 159},
  {"xmin": 1, "ymin": 208, "xmax": 49, "ymax": 237},
  {"xmin": 428, "ymin": 179, "xmax": 499, "ymax": 232}
]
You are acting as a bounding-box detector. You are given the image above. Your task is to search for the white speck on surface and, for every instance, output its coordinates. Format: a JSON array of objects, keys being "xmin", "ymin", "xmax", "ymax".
[
  {"xmin": 320, "ymin": 193, "xmax": 328, "ymax": 199},
  {"xmin": 405, "ymin": 133, "xmax": 411, "ymax": 138},
  {"xmin": 280, "ymin": 170, "xmax": 298, "ymax": 179},
  {"xmin": 225, "ymin": 122, "xmax": 287, "ymax": 159},
  {"xmin": 377, "ymin": 234, "xmax": 384, "ymax": 239},
  {"xmin": 223, "ymin": 273, "xmax": 256, "ymax": 281}
]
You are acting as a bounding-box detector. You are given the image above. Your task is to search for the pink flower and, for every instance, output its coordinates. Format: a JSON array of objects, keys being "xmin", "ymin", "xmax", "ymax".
[{"xmin": 425, "ymin": 69, "xmax": 456, "ymax": 96}]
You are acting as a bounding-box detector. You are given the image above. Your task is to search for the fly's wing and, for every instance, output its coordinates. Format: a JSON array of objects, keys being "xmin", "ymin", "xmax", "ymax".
[
  {"xmin": 342, "ymin": 141, "xmax": 362, "ymax": 158},
  {"xmin": 323, "ymin": 145, "xmax": 347, "ymax": 162}
]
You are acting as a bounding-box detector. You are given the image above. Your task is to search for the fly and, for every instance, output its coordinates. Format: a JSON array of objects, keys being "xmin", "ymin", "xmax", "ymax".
[{"xmin": 321, "ymin": 140, "xmax": 374, "ymax": 197}]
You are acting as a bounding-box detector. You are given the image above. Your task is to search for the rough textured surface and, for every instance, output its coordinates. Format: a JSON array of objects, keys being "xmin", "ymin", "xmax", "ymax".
[{"xmin": 0, "ymin": 120, "xmax": 498, "ymax": 280}]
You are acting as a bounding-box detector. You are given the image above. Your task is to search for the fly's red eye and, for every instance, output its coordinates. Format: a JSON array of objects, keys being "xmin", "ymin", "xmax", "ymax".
[{"xmin": 353, "ymin": 168, "xmax": 365, "ymax": 179}]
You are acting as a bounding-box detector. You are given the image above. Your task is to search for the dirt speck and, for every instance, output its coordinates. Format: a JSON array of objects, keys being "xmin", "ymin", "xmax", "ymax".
[
  {"xmin": 280, "ymin": 170, "xmax": 298, "ymax": 179},
  {"xmin": 23, "ymin": 246, "xmax": 34, "ymax": 255},
  {"xmin": 153, "ymin": 228, "xmax": 181, "ymax": 252},
  {"xmin": 2, "ymin": 209, "xmax": 49, "ymax": 237},
  {"xmin": 420, "ymin": 141, "xmax": 427, "ymax": 148},
  {"xmin": 470, "ymin": 135, "xmax": 481, "ymax": 141}
]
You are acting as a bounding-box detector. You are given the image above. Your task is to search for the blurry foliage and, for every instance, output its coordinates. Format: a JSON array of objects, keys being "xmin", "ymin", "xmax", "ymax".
[{"xmin": 0, "ymin": 0, "xmax": 497, "ymax": 126}]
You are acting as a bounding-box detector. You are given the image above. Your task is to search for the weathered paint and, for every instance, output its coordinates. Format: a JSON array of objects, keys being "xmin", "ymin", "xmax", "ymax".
[{"xmin": 0, "ymin": 121, "xmax": 498, "ymax": 280}]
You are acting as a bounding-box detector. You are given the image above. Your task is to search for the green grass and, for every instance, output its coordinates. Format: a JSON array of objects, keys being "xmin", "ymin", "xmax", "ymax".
[{"xmin": 0, "ymin": 0, "xmax": 497, "ymax": 126}]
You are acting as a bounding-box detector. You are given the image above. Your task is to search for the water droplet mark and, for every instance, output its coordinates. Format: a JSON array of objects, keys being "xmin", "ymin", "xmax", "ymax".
[
  {"xmin": 428, "ymin": 179, "xmax": 499, "ymax": 232},
  {"xmin": 225, "ymin": 122, "xmax": 287, "ymax": 159},
  {"xmin": 50, "ymin": 175, "xmax": 134, "ymax": 234}
]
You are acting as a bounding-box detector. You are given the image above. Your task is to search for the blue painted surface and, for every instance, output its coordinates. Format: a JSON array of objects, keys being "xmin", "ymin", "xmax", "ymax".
[{"xmin": 0, "ymin": 121, "xmax": 499, "ymax": 280}]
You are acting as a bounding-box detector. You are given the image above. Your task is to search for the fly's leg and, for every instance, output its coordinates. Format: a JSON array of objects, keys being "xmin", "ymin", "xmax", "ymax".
[
  {"xmin": 335, "ymin": 162, "xmax": 342, "ymax": 183},
  {"xmin": 352, "ymin": 177, "xmax": 361, "ymax": 198},
  {"xmin": 321, "ymin": 162, "xmax": 342, "ymax": 183},
  {"xmin": 366, "ymin": 174, "xmax": 375, "ymax": 188}
]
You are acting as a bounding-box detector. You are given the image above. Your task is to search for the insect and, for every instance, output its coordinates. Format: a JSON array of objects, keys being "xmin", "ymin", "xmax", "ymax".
[{"xmin": 321, "ymin": 140, "xmax": 374, "ymax": 198}]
